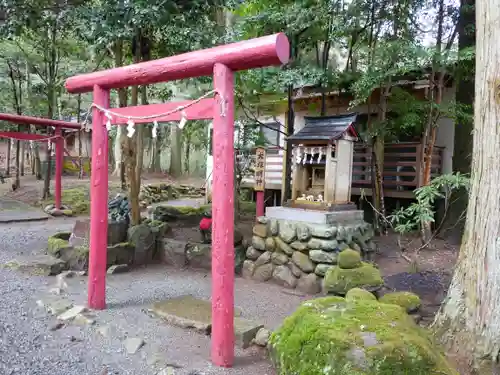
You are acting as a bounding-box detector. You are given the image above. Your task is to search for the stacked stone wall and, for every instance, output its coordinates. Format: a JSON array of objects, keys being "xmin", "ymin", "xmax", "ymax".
[{"xmin": 242, "ymin": 216, "xmax": 376, "ymax": 294}]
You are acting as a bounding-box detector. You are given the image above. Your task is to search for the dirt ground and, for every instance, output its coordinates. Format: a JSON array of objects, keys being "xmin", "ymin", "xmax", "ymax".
[
  {"xmin": 0, "ymin": 173, "xmax": 460, "ymax": 369},
  {"xmin": 1, "ymin": 173, "xmax": 457, "ymax": 326},
  {"xmin": 0, "ymin": 172, "xmax": 205, "ymax": 206}
]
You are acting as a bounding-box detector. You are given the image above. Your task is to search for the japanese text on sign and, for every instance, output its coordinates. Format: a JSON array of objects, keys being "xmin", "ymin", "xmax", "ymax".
[{"xmin": 254, "ymin": 147, "xmax": 266, "ymax": 191}]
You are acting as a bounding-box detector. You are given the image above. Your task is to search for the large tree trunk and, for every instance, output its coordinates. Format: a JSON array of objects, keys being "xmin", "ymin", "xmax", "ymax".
[
  {"xmin": 446, "ymin": 0, "xmax": 475, "ymax": 242},
  {"xmin": 433, "ymin": 0, "xmax": 500, "ymax": 370}
]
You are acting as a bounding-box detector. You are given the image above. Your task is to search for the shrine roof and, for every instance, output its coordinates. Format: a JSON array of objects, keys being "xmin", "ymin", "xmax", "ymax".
[{"xmin": 287, "ymin": 113, "xmax": 359, "ymax": 143}]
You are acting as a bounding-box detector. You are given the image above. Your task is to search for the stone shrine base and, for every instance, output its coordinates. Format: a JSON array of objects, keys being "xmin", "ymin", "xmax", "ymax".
[{"xmin": 242, "ymin": 207, "xmax": 376, "ymax": 294}]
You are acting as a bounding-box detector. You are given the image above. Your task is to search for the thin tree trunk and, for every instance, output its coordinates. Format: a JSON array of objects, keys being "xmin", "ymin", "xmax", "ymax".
[
  {"xmin": 20, "ymin": 139, "xmax": 25, "ymax": 177},
  {"xmin": 76, "ymin": 94, "xmax": 83, "ymax": 179},
  {"xmin": 42, "ymin": 21, "xmax": 58, "ymax": 199},
  {"xmin": 169, "ymin": 123, "xmax": 182, "ymax": 177},
  {"xmin": 5, "ymin": 139, "xmax": 11, "ymax": 177},
  {"xmin": 184, "ymin": 137, "xmax": 191, "ymax": 174},
  {"xmin": 124, "ymin": 32, "xmax": 142, "ymax": 225},
  {"xmin": 433, "ymin": 0, "xmax": 500, "ymax": 370}
]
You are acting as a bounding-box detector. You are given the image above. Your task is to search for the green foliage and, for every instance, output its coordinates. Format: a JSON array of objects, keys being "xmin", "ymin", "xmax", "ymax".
[{"xmin": 389, "ymin": 173, "xmax": 470, "ymax": 234}]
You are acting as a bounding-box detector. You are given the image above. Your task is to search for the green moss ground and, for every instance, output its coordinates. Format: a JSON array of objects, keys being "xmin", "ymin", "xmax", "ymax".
[
  {"xmin": 323, "ymin": 262, "xmax": 384, "ymax": 295},
  {"xmin": 338, "ymin": 249, "xmax": 362, "ymax": 269},
  {"xmin": 42, "ymin": 188, "xmax": 90, "ymax": 215},
  {"xmin": 379, "ymin": 291, "xmax": 422, "ymax": 312},
  {"xmin": 346, "ymin": 287, "xmax": 377, "ymax": 302}
]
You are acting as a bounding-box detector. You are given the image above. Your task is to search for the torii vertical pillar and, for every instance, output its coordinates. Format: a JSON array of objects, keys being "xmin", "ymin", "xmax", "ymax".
[
  {"xmin": 211, "ymin": 63, "xmax": 235, "ymax": 366},
  {"xmin": 88, "ymin": 85, "xmax": 110, "ymax": 310}
]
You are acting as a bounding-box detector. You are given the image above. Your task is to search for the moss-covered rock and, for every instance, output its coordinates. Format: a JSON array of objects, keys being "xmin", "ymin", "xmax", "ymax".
[
  {"xmin": 323, "ymin": 262, "xmax": 383, "ymax": 295},
  {"xmin": 346, "ymin": 287, "xmax": 377, "ymax": 302},
  {"xmin": 338, "ymin": 249, "xmax": 362, "ymax": 269},
  {"xmin": 269, "ymin": 296, "xmax": 458, "ymax": 375},
  {"xmin": 379, "ymin": 291, "xmax": 422, "ymax": 313},
  {"xmin": 47, "ymin": 232, "xmax": 72, "ymax": 256},
  {"xmin": 153, "ymin": 204, "xmax": 210, "ymax": 223}
]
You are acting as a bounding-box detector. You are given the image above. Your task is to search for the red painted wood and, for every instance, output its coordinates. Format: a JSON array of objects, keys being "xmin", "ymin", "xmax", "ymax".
[
  {"xmin": 88, "ymin": 85, "xmax": 110, "ymax": 310},
  {"xmin": 0, "ymin": 113, "xmax": 81, "ymax": 129},
  {"xmin": 105, "ymin": 99, "xmax": 215, "ymax": 125},
  {"xmin": 256, "ymin": 191, "xmax": 265, "ymax": 218},
  {"xmin": 211, "ymin": 63, "xmax": 235, "ymax": 367},
  {"xmin": 66, "ymin": 33, "xmax": 290, "ymax": 93},
  {"xmin": 0, "ymin": 131, "xmax": 58, "ymax": 141},
  {"xmin": 54, "ymin": 128, "xmax": 63, "ymax": 209}
]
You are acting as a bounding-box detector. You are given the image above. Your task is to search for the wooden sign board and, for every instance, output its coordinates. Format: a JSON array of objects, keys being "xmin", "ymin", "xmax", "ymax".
[{"xmin": 254, "ymin": 147, "xmax": 266, "ymax": 191}]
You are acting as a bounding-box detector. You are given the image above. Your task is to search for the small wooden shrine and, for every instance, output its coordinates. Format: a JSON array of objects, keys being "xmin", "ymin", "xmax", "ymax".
[{"xmin": 288, "ymin": 113, "xmax": 359, "ymax": 208}]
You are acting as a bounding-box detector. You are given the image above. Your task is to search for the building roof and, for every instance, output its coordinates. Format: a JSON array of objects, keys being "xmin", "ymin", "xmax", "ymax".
[{"xmin": 287, "ymin": 113, "xmax": 359, "ymax": 144}]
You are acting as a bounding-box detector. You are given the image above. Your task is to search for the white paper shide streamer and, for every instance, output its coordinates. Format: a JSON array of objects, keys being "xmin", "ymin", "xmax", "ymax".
[
  {"xmin": 104, "ymin": 111, "xmax": 113, "ymax": 131},
  {"xmin": 126, "ymin": 118, "xmax": 135, "ymax": 138},
  {"xmin": 152, "ymin": 120, "xmax": 158, "ymax": 138},
  {"xmin": 178, "ymin": 111, "xmax": 187, "ymax": 130},
  {"xmin": 85, "ymin": 89, "xmax": 217, "ymax": 138}
]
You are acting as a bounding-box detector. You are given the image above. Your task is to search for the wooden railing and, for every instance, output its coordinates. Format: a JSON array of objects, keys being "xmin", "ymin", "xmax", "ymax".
[
  {"xmin": 352, "ymin": 142, "xmax": 444, "ymax": 198},
  {"xmin": 238, "ymin": 143, "xmax": 444, "ymax": 199}
]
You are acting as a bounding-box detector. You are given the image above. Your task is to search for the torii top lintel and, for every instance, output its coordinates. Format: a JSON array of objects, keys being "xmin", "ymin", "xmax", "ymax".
[
  {"xmin": 65, "ymin": 33, "xmax": 290, "ymax": 94},
  {"xmin": 0, "ymin": 113, "xmax": 81, "ymax": 130}
]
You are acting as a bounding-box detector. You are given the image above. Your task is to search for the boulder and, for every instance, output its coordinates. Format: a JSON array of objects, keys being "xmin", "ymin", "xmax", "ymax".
[
  {"xmin": 269, "ymin": 296, "xmax": 457, "ymax": 375},
  {"xmin": 272, "ymin": 265, "xmax": 297, "ymax": 288},
  {"xmin": 108, "ymin": 221, "xmax": 129, "ymax": 246},
  {"xmin": 338, "ymin": 249, "xmax": 362, "ymax": 269},
  {"xmin": 268, "ymin": 219, "xmax": 279, "ymax": 236},
  {"xmin": 275, "ymin": 237, "xmax": 293, "ymax": 255},
  {"xmin": 254, "ymin": 328, "xmax": 271, "ymax": 347},
  {"xmin": 345, "ymin": 287, "xmax": 377, "ymax": 302},
  {"xmin": 379, "ymin": 291, "xmax": 421, "ymax": 313},
  {"xmin": 323, "ymin": 262, "xmax": 383, "ymax": 295},
  {"xmin": 307, "ymin": 238, "xmax": 338, "ymax": 251},
  {"xmin": 257, "ymin": 216, "xmax": 268, "ymax": 224},
  {"xmin": 128, "ymin": 224, "xmax": 155, "ymax": 265},
  {"xmin": 47, "ymin": 232, "xmax": 72, "ymax": 256},
  {"xmin": 3, "ymin": 255, "xmax": 67, "ymax": 276},
  {"xmin": 265, "ymin": 237, "xmax": 276, "ymax": 252},
  {"xmin": 295, "ymin": 224, "xmax": 311, "ymax": 242},
  {"xmin": 252, "ymin": 236, "xmax": 266, "ymax": 251},
  {"xmin": 310, "ymin": 225, "xmax": 336, "ymax": 239},
  {"xmin": 279, "ymin": 221, "xmax": 296, "ymax": 243},
  {"xmin": 246, "ymin": 246, "xmax": 262, "ymax": 261},
  {"xmin": 296, "ymin": 273, "xmax": 321, "ymax": 294},
  {"xmin": 271, "ymin": 252, "xmax": 289, "ymax": 266},
  {"xmin": 255, "ymin": 251, "xmax": 272, "ymax": 267},
  {"xmin": 309, "ymin": 250, "xmax": 337, "ymax": 264},
  {"xmin": 234, "ymin": 244, "xmax": 246, "ymax": 275},
  {"xmin": 253, "ymin": 263, "xmax": 274, "ymax": 282},
  {"xmin": 253, "ymin": 224, "xmax": 268, "ymax": 238},
  {"xmin": 314, "ymin": 263, "xmax": 334, "ymax": 277},
  {"xmin": 242, "ymin": 260, "xmax": 255, "ymax": 279},
  {"xmin": 290, "ymin": 241, "xmax": 308, "ymax": 251},
  {"xmin": 291, "ymin": 251, "xmax": 314, "ymax": 273},
  {"xmin": 287, "ymin": 262, "xmax": 303, "ymax": 278},
  {"xmin": 184, "ymin": 243, "xmax": 212, "ymax": 269}
]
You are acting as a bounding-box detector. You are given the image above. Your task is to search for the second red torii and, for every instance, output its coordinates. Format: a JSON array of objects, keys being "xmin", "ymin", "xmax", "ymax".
[{"xmin": 0, "ymin": 113, "xmax": 81, "ymax": 209}]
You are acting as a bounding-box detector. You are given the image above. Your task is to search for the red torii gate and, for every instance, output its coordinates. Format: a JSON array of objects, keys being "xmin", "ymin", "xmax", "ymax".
[
  {"xmin": 0, "ymin": 113, "xmax": 81, "ymax": 209},
  {"xmin": 65, "ymin": 33, "xmax": 289, "ymax": 367}
]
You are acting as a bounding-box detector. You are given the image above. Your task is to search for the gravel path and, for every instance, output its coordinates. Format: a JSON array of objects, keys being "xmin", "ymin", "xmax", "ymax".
[{"xmin": 0, "ymin": 218, "xmax": 306, "ymax": 375}]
